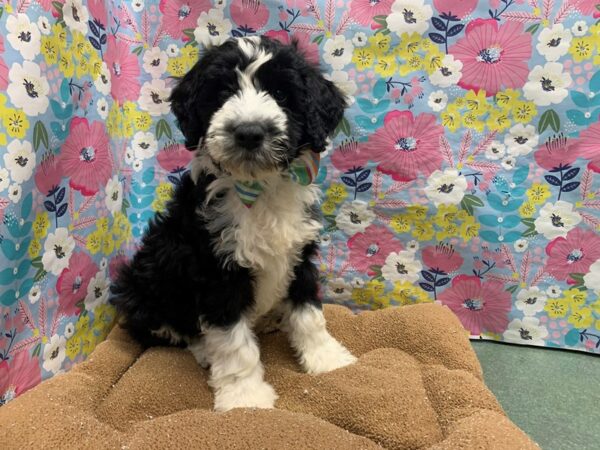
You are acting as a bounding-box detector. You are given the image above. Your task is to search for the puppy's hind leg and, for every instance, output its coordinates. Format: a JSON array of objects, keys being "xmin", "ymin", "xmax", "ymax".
[{"xmin": 190, "ymin": 318, "xmax": 277, "ymax": 412}]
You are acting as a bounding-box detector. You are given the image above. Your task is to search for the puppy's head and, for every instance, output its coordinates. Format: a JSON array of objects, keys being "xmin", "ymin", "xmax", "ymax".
[{"xmin": 169, "ymin": 36, "xmax": 347, "ymax": 180}]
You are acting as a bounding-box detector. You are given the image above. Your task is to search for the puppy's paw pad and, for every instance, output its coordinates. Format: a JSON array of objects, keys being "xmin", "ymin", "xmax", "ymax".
[
  {"xmin": 214, "ymin": 380, "xmax": 278, "ymax": 412},
  {"xmin": 301, "ymin": 337, "xmax": 357, "ymax": 375}
]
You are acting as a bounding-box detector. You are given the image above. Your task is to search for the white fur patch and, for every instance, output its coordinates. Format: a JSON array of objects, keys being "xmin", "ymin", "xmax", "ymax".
[
  {"xmin": 283, "ymin": 304, "xmax": 357, "ymax": 374},
  {"xmin": 150, "ymin": 325, "xmax": 185, "ymax": 345}
]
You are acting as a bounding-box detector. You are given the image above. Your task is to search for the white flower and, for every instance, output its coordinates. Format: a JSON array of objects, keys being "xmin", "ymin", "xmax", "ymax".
[
  {"xmin": 3, "ymin": 140, "xmax": 36, "ymax": 184},
  {"xmin": 501, "ymin": 156, "xmax": 516, "ymax": 170},
  {"xmin": 37, "ymin": 16, "xmax": 51, "ymax": 35},
  {"xmin": 28, "ymin": 285, "xmax": 41, "ymax": 304},
  {"xmin": 319, "ymin": 233, "xmax": 331, "ymax": 247},
  {"xmin": 523, "ymin": 62, "xmax": 572, "ymax": 106},
  {"xmin": 42, "ymin": 228, "xmax": 75, "ymax": 276},
  {"xmin": 516, "ymin": 287, "xmax": 547, "ymax": 316},
  {"xmin": 132, "ymin": 0, "xmax": 144, "ymax": 12},
  {"xmin": 166, "ymin": 44, "xmax": 180, "ymax": 57},
  {"xmin": 7, "ymin": 61, "xmax": 50, "ymax": 116},
  {"xmin": 537, "ymin": 24, "xmax": 572, "ymax": 62},
  {"xmin": 503, "ymin": 317, "xmax": 548, "ymax": 346},
  {"xmin": 0, "ymin": 168, "xmax": 11, "ymax": 192},
  {"xmin": 143, "ymin": 47, "xmax": 168, "ymax": 78},
  {"xmin": 504, "ymin": 124, "xmax": 539, "ymax": 157},
  {"xmin": 382, "ymin": 251, "xmax": 422, "ymax": 283},
  {"xmin": 350, "ymin": 277, "xmax": 365, "ymax": 289},
  {"xmin": 584, "ymin": 259, "xmax": 600, "ymax": 296},
  {"xmin": 85, "ymin": 271, "xmax": 110, "ymax": 311},
  {"xmin": 124, "ymin": 147, "xmax": 134, "ymax": 165},
  {"xmin": 194, "ymin": 9, "xmax": 232, "ymax": 48},
  {"xmin": 326, "ymin": 278, "xmax": 352, "ymax": 302},
  {"xmin": 133, "ymin": 160, "xmax": 144, "ymax": 172},
  {"xmin": 42, "ymin": 334, "xmax": 67, "ymax": 374},
  {"xmin": 406, "ymin": 240, "xmax": 419, "ymax": 252},
  {"xmin": 6, "ymin": 14, "xmax": 41, "ymax": 61},
  {"xmin": 534, "ymin": 201, "xmax": 582, "ymax": 240},
  {"xmin": 514, "ymin": 239, "xmax": 528, "ymax": 253},
  {"xmin": 546, "ymin": 285, "xmax": 562, "ymax": 298},
  {"xmin": 63, "ymin": 0, "xmax": 89, "ymax": 35},
  {"xmin": 335, "ymin": 201, "xmax": 376, "ymax": 235},
  {"xmin": 572, "ymin": 21, "xmax": 588, "ymax": 37},
  {"xmin": 64, "ymin": 322, "xmax": 75, "ymax": 339},
  {"xmin": 139, "ymin": 79, "xmax": 171, "ymax": 116},
  {"xmin": 352, "ymin": 32, "xmax": 368, "ymax": 47},
  {"xmin": 387, "ymin": 0, "xmax": 433, "ymax": 36},
  {"xmin": 97, "ymin": 97, "xmax": 109, "ymax": 119},
  {"xmin": 323, "ymin": 35, "xmax": 354, "ymax": 70},
  {"xmin": 94, "ymin": 62, "xmax": 111, "ymax": 96},
  {"xmin": 105, "ymin": 175, "xmax": 123, "ymax": 215},
  {"xmin": 324, "ymin": 70, "xmax": 357, "ymax": 104},
  {"xmin": 429, "ymin": 54, "xmax": 462, "ymax": 88},
  {"xmin": 424, "ymin": 169, "xmax": 467, "ymax": 206},
  {"xmin": 427, "ymin": 90, "xmax": 448, "ymax": 112},
  {"xmin": 485, "ymin": 140, "xmax": 506, "ymax": 160},
  {"xmin": 99, "ymin": 257, "xmax": 108, "ymax": 270},
  {"xmin": 8, "ymin": 184, "xmax": 22, "ymax": 203},
  {"xmin": 131, "ymin": 131, "xmax": 158, "ymax": 160}
]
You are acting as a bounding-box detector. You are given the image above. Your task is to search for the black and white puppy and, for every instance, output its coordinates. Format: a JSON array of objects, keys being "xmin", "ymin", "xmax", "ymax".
[{"xmin": 110, "ymin": 36, "xmax": 356, "ymax": 412}]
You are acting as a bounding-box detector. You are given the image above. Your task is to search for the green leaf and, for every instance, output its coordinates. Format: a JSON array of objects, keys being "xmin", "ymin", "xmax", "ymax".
[
  {"xmin": 31, "ymin": 256, "xmax": 43, "ymax": 269},
  {"xmin": 506, "ymin": 285, "xmax": 519, "ymax": 294},
  {"xmin": 372, "ymin": 15, "xmax": 387, "ymax": 26},
  {"xmin": 182, "ymin": 28, "xmax": 196, "ymax": 41},
  {"xmin": 525, "ymin": 23, "xmax": 540, "ymax": 34},
  {"xmin": 132, "ymin": 46, "xmax": 144, "ymax": 55},
  {"xmin": 33, "ymin": 121, "xmax": 49, "ymax": 152},
  {"xmin": 568, "ymin": 273, "xmax": 587, "ymax": 290},
  {"xmin": 538, "ymin": 109, "xmax": 560, "ymax": 133},
  {"xmin": 155, "ymin": 119, "xmax": 173, "ymax": 140},
  {"xmin": 32, "ymin": 343, "xmax": 41, "ymax": 358},
  {"xmin": 52, "ymin": 1, "xmax": 63, "ymax": 19},
  {"xmin": 460, "ymin": 194, "xmax": 484, "ymax": 215},
  {"xmin": 521, "ymin": 218, "xmax": 538, "ymax": 237},
  {"xmin": 0, "ymin": 7, "xmax": 4, "ymax": 20},
  {"xmin": 312, "ymin": 35, "xmax": 324, "ymax": 45},
  {"xmin": 34, "ymin": 268, "xmax": 47, "ymax": 283},
  {"xmin": 335, "ymin": 116, "xmax": 351, "ymax": 137}
]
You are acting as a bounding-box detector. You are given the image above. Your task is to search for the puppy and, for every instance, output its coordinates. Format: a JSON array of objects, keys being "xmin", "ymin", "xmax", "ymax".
[{"xmin": 110, "ymin": 36, "xmax": 356, "ymax": 412}]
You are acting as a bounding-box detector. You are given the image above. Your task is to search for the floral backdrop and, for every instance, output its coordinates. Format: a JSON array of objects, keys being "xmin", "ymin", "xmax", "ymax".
[{"xmin": 2, "ymin": 0, "xmax": 600, "ymax": 405}]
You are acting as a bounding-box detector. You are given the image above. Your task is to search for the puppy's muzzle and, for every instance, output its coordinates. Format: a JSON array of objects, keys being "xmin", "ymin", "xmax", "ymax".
[{"xmin": 234, "ymin": 122, "xmax": 266, "ymax": 151}]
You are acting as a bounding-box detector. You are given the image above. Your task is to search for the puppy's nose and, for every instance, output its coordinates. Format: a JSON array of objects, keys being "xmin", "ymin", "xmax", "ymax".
[{"xmin": 234, "ymin": 123, "xmax": 265, "ymax": 150}]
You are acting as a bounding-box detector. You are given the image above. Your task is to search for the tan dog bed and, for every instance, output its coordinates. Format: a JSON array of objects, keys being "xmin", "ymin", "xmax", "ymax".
[{"xmin": 0, "ymin": 304, "xmax": 538, "ymax": 449}]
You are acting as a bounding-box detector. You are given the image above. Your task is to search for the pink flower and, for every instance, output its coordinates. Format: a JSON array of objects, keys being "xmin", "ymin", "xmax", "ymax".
[
  {"xmin": 364, "ymin": 111, "xmax": 444, "ymax": 182},
  {"xmin": 60, "ymin": 118, "xmax": 113, "ymax": 196},
  {"xmin": 0, "ymin": 36, "xmax": 8, "ymax": 90},
  {"xmin": 348, "ymin": 224, "xmax": 403, "ymax": 272},
  {"xmin": 104, "ymin": 35, "xmax": 141, "ymax": 103},
  {"xmin": 545, "ymin": 229, "xmax": 600, "ymax": 281},
  {"xmin": 576, "ymin": 0, "xmax": 599, "ymax": 15},
  {"xmin": 264, "ymin": 30, "xmax": 320, "ymax": 65},
  {"xmin": 433, "ymin": 0, "xmax": 478, "ymax": 18},
  {"xmin": 160, "ymin": 0, "xmax": 211, "ymax": 41},
  {"xmin": 422, "ymin": 243, "xmax": 464, "ymax": 273},
  {"xmin": 286, "ymin": 0, "xmax": 311, "ymax": 16},
  {"xmin": 35, "ymin": 152, "xmax": 63, "ymax": 196},
  {"xmin": 88, "ymin": 0, "xmax": 108, "ymax": 27},
  {"xmin": 449, "ymin": 19, "xmax": 532, "ymax": 96},
  {"xmin": 349, "ymin": 0, "xmax": 394, "ymax": 26},
  {"xmin": 0, "ymin": 350, "xmax": 42, "ymax": 404},
  {"xmin": 231, "ymin": 0, "xmax": 270, "ymax": 31},
  {"xmin": 57, "ymin": 252, "xmax": 99, "ymax": 316},
  {"xmin": 331, "ymin": 139, "xmax": 370, "ymax": 172},
  {"xmin": 534, "ymin": 134, "xmax": 581, "ymax": 171},
  {"xmin": 157, "ymin": 143, "xmax": 194, "ymax": 172},
  {"xmin": 438, "ymin": 275, "xmax": 511, "ymax": 335},
  {"xmin": 575, "ymin": 122, "xmax": 600, "ymax": 173}
]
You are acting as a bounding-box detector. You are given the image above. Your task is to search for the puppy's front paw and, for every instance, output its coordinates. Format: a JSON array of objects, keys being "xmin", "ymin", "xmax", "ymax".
[
  {"xmin": 213, "ymin": 377, "xmax": 278, "ymax": 412},
  {"xmin": 300, "ymin": 336, "xmax": 357, "ymax": 375}
]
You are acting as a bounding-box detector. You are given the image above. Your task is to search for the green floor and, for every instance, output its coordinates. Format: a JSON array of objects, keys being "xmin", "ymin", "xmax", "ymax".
[{"xmin": 472, "ymin": 341, "xmax": 600, "ymax": 450}]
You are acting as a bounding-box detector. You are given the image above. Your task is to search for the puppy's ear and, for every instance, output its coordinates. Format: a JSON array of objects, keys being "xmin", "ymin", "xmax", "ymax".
[
  {"xmin": 300, "ymin": 69, "xmax": 347, "ymax": 152},
  {"xmin": 169, "ymin": 64, "xmax": 205, "ymax": 151}
]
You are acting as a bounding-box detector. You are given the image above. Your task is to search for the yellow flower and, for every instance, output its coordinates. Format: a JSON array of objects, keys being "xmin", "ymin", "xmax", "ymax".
[
  {"xmin": 112, "ymin": 212, "xmax": 131, "ymax": 239},
  {"xmin": 52, "ymin": 24, "xmax": 68, "ymax": 50},
  {"xmin": 459, "ymin": 216, "xmax": 480, "ymax": 241},
  {"xmin": 102, "ymin": 234, "xmax": 115, "ymax": 255},
  {"xmin": 527, "ymin": 183, "xmax": 551, "ymax": 205},
  {"xmin": 592, "ymin": 300, "xmax": 600, "ymax": 315},
  {"xmin": 423, "ymin": 49, "xmax": 443, "ymax": 74},
  {"xmin": 486, "ymin": 108, "xmax": 511, "ymax": 132},
  {"xmin": 33, "ymin": 212, "xmax": 51, "ymax": 240},
  {"xmin": 374, "ymin": 54, "xmax": 398, "ymax": 77},
  {"xmin": 495, "ymin": 89, "xmax": 520, "ymax": 111},
  {"xmin": 441, "ymin": 104, "xmax": 461, "ymax": 132},
  {"xmin": 75, "ymin": 313, "xmax": 91, "ymax": 332},
  {"xmin": 133, "ymin": 111, "xmax": 152, "ymax": 131},
  {"xmin": 75, "ymin": 56, "xmax": 91, "ymax": 79},
  {"xmin": 97, "ymin": 217, "xmax": 110, "ymax": 233},
  {"xmin": 93, "ymin": 303, "xmax": 117, "ymax": 334},
  {"xmin": 352, "ymin": 48, "xmax": 375, "ymax": 71},
  {"xmin": 406, "ymin": 204, "xmax": 428, "ymax": 221},
  {"xmin": 570, "ymin": 37, "xmax": 594, "ymax": 62},
  {"xmin": 2, "ymin": 109, "xmax": 29, "ymax": 139},
  {"xmin": 107, "ymin": 102, "xmax": 123, "ymax": 137},
  {"xmin": 436, "ymin": 222, "xmax": 459, "ymax": 241},
  {"xmin": 398, "ymin": 55, "xmax": 423, "ymax": 75},
  {"xmin": 58, "ymin": 52, "xmax": 75, "ymax": 77},
  {"xmin": 412, "ymin": 221, "xmax": 435, "ymax": 241},
  {"xmin": 181, "ymin": 45, "xmax": 199, "ymax": 62},
  {"xmin": 388, "ymin": 281, "xmax": 431, "ymax": 305},
  {"xmin": 65, "ymin": 336, "xmax": 82, "ymax": 360},
  {"xmin": 434, "ymin": 204, "xmax": 459, "ymax": 225},
  {"xmin": 156, "ymin": 182, "xmax": 174, "ymax": 201},
  {"xmin": 351, "ymin": 286, "xmax": 373, "ymax": 306},
  {"xmin": 40, "ymin": 36, "xmax": 59, "ymax": 65},
  {"xmin": 564, "ymin": 288, "xmax": 587, "ymax": 308},
  {"xmin": 390, "ymin": 214, "xmax": 411, "ymax": 233},
  {"xmin": 366, "ymin": 279, "xmax": 386, "ymax": 298},
  {"xmin": 86, "ymin": 229, "xmax": 104, "ymax": 254},
  {"xmin": 465, "ymin": 90, "xmax": 490, "ymax": 116},
  {"xmin": 326, "ymin": 183, "xmax": 348, "ymax": 204},
  {"xmin": 28, "ymin": 239, "xmax": 41, "ymax": 259},
  {"xmin": 462, "ymin": 111, "xmax": 485, "ymax": 132},
  {"xmin": 544, "ymin": 298, "xmax": 569, "ymax": 318},
  {"xmin": 519, "ymin": 201, "xmax": 536, "ymax": 218},
  {"xmin": 397, "ymin": 32, "xmax": 421, "ymax": 58},
  {"xmin": 71, "ymin": 31, "xmax": 88, "ymax": 60},
  {"xmin": 512, "ymin": 101, "xmax": 538, "ymax": 124},
  {"xmin": 453, "ymin": 97, "xmax": 466, "ymax": 108},
  {"xmin": 368, "ymin": 33, "xmax": 392, "ymax": 55},
  {"xmin": 321, "ymin": 200, "xmax": 337, "ymax": 215},
  {"xmin": 568, "ymin": 307, "xmax": 594, "ymax": 328},
  {"xmin": 167, "ymin": 56, "xmax": 188, "ymax": 77},
  {"xmin": 81, "ymin": 332, "xmax": 96, "ymax": 356},
  {"xmin": 0, "ymin": 133, "xmax": 6, "ymax": 146},
  {"xmin": 419, "ymin": 37, "xmax": 435, "ymax": 53},
  {"xmin": 89, "ymin": 56, "xmax": 104, "ymax": 80}
]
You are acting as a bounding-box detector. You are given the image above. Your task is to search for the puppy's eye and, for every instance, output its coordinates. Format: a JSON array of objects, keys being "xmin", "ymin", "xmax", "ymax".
[{"xmin": 273, "ymin": 89, "xmax": 287, "ymax": 102}]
